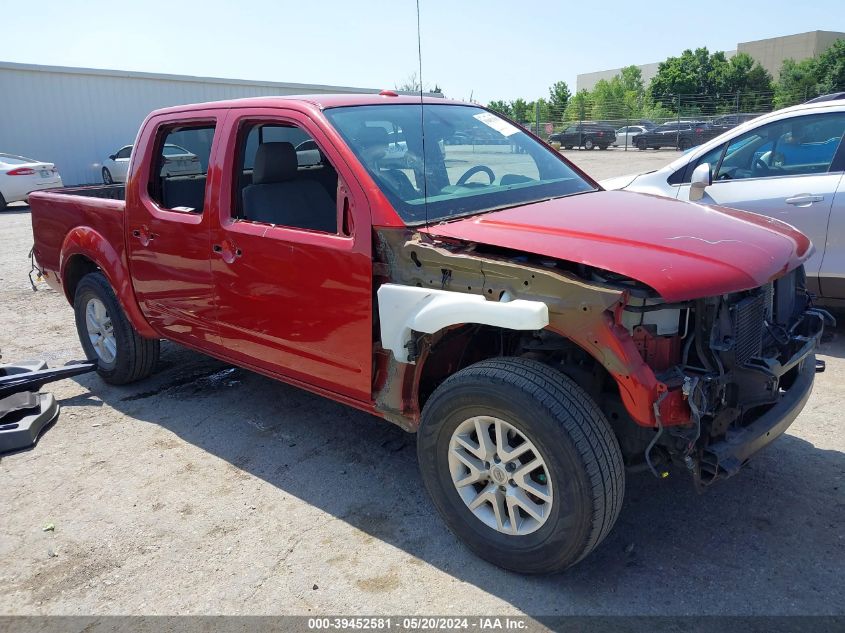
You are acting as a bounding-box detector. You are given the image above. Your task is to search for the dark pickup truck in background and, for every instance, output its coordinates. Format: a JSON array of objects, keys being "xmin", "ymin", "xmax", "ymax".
[
  {"xmin": 549, "ymin": 122, "xmax": 617, "ymax": 150},
  {"xmin": 29, "ymin": 94, "xmax": 827, "ymax": 574}
]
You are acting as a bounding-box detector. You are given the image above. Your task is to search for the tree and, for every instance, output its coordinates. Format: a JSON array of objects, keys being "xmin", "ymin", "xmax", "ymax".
[
  {"xmin": 563, "ymin": 90, "xmax": 592, "ymax": 122},
  {"xmin": 774, "ymin": 57, "xmax": 820, "ymax": 107},
  {"xmin": 548, "ymin": 81, "xmax": 571, "ymax": 121},
  {"xmin": 773, "ymin": 39, "xmax": 845, "ymax": 107},
  {"xmin": 509, "ymin": 98, "xmax": 531, "ymax": 124},
  {"xmin": 486, "ymin": 100, "xmax": 513, "ymax": 116},
  {"xmin": 590, "ymin": 78, "xmax": 625, "ymax": 120},
  {"xmin": 619, "ymin": 65, "xmax": 644, "ymax": 96},
  {"xmin": 649, "ymin": 47, "xmax": 718, "ymax": 110},
  {"xmin": 394, "ymin": 72, "xmax": 442, "ymax": 94},
  {"xmin": 815, "ymin": 38, "xmax": 845, "ymax": 95}
]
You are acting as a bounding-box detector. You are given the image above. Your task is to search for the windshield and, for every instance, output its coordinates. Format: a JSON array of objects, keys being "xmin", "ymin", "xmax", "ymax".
[{"xmin": 324, "ymin": 104, "xmax": 595, "ymax": 224}]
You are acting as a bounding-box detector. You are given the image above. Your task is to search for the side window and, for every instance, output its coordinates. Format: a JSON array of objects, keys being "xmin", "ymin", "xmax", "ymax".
[
  {"xmin": 669, "ymin": 142, "xmax": 727, "ymax": 185},
  {"xmin": 148, "ymin": 124, "xmax": 215, "ymax": 213},
  {"xmin": 234, "ymin": 122, "xmax": 338, "ymax": 234},
  {"xmin": 116, "ymin": 147, "xmax": 132, "ymax": 159},
  {"xmin": 716, "ymin": 113, "xmax": 845, "ymax": 181}
]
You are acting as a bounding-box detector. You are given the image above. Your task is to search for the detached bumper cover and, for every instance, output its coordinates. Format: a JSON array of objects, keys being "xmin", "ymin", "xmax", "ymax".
[{"xmin": 706, "ymin": 353, "xmax": 816, "ymax": 478}]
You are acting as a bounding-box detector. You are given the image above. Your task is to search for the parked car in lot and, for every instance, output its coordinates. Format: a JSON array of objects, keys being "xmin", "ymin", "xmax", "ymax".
[
  {"xmin": 602, "ymin": 98, "xmax": 845, "ymax": 305},
  {"xmin": 102, "ymin": 143, "xmax": 201, "ymax": 184},
  {"xmin": 613, "ymin": 125, "xmax": 648, "ymax": 147},
  {"xmin": 711, "ymin": 113, "xmax": 761, "ymax": 130},
  {"xmin": 0, "ymin": 153, "xmax": 62, "ymax": 210},
  {"xmin": 632, "ymin": 121, "xmax": 718, "ymax": 150},
  {"xmin": 30, "ymin": 95, "xmax": 827, "ymax": 574},
  {"xmin": 549, "ymin": 122, "xmax": 616, "ymax": 150}
]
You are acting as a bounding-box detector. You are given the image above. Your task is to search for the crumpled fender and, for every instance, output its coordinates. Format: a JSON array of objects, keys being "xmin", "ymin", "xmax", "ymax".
[{"xmin": 60, "ymin": 227, "xmax": 157, "ymax": 339}]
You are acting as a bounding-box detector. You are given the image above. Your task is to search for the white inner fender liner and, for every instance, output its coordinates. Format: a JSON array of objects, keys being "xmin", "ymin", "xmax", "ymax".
[{"xmin": 377, "ymin": 284, "xmax": 550, "ymax": 363}]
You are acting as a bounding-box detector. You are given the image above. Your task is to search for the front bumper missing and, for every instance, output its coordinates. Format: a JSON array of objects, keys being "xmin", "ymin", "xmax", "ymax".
[{"xmin": 703, "ymin": 309, "xmax": 827, "ymax": 478}]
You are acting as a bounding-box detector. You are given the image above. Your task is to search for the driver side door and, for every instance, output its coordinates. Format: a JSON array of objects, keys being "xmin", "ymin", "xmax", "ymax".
[{"xmin": 681, "ymin": 112, "xmax": 845, "ymax": 292}]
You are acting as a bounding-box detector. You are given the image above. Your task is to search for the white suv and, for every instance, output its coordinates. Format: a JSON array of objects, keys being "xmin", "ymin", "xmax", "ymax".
[{"xmin": 602, "ymin": 99, "xmax": 845, "ymax": 305}]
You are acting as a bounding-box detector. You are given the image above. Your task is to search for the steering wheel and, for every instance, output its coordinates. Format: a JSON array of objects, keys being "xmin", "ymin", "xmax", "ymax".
[
  {"xmin": 456, "ymin": 165, "xmax": 495, "ymax": 186},
  {"xmin": 753, "ymin": 156, "xmax": 770, "ymax": 175}
]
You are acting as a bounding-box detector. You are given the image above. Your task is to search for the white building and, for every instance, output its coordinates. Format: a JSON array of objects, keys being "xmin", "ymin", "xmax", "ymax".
[{"xmin": 0, "ymin": 61, "xmax": 388, "ymax": 185}]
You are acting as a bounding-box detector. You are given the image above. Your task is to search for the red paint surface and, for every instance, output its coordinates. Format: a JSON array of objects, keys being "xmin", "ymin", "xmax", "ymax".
[{"xmin": 423, "ymin": 190, "xmax": 812, "ymax": 302}]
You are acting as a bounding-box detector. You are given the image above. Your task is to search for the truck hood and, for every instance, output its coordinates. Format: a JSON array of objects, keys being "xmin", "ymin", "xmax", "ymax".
[{"xmin": 421, "ymin": 191, "xmax": 812, "ymax": 302}]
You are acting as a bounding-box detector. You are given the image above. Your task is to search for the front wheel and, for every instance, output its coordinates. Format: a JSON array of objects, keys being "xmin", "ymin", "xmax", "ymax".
[
  {"xmin": 636, "ymin": 139, "xmax": 647, "ymax": 150},
  {"xmin": 102, "ymin": 168, "xmax": 114, "ymax": 184},
  {"xmin": 417, "ymin": 357, "xmax": 625, "ymax": 574},
  {"xmin": 74, "ymin": 272, "xmax": 159, "ymax": 384},
  {"xmin": 584, "ymin": 138, "xmax": 594, "ymax": 150}
]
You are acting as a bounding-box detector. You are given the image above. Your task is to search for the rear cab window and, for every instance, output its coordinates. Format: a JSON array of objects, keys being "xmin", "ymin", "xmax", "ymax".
[{"xmin": 148, "ymin": 124, "xmax": 215, "ymax": 213}]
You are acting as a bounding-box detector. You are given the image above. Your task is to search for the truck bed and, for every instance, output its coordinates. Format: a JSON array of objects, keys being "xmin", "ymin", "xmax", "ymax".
[{"xmin": 29, "ymin": 185, "xmax": 128, "ymax": 297}]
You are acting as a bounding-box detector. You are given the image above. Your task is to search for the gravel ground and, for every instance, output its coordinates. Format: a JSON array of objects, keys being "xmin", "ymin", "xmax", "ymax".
[{"xmin": 1, "ymin": 148, "xmax": 843, "ymax": 619}]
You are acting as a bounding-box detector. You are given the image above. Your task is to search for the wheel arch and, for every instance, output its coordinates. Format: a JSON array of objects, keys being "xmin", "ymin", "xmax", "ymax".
[{"xmin": 60, "ymin": 228, "xmax": 157, "ymax": 338}]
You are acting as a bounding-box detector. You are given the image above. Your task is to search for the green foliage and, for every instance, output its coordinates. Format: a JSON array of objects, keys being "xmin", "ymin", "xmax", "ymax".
[
  {"xmin": 510, "ymin": 98, "xmax": 531, "ymax": 123},
  {"xmin": 775, "ymin": 38, "xmax": 845, "ymax": 107},
  {"xmin": 486, "ymin": 100, "xmax": 512, "ymax": 116},
  {"xmin": 548, "ymin": 81, "xmax": 571, "ymax": 121}
]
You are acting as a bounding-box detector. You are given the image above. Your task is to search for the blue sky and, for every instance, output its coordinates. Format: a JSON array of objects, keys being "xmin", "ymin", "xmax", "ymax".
[{"xmin": 1, "ymin": 0, "xmax": 843, "ymax": 103}]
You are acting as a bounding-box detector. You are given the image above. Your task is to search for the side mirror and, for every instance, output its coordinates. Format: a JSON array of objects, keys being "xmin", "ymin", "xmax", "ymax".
[
  {"xmin": 108, "ymin": 154, "xmax": 116, "ymax": 161},
  {"xmin": 689, "ymin": 162, "xmax": 712, "ymax": 201}
]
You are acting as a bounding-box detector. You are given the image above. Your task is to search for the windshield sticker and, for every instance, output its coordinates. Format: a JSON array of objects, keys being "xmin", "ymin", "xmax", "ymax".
[{"xmin": 473, "ymin": 112, "xmax": 520, "ymax": 137}]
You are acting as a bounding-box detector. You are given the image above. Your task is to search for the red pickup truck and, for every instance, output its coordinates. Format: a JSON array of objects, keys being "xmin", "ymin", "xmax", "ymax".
[{"xmin": 30, "ymin": 94, "xmax": 828, "ymax": 574}]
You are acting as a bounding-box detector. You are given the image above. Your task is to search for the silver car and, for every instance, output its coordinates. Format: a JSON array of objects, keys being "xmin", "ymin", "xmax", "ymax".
[{"xmin": 602, "ymin": 100, "xmax": 845, "ymax": 306}]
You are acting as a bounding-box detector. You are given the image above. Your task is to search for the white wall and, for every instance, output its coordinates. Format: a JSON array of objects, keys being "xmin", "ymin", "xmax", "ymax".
[{"xmin": 0, "ymin": 62, "xmax": 381, "ymax": 185}]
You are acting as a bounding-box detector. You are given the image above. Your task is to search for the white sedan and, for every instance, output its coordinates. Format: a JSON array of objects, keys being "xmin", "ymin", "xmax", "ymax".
[
  {"xmin": 612, "ymin": 125, "xmax": 648, "ymax": 148},
  {"xmin": 0, "ymin": 153, "xmax": 63, "ymax": 210},
  {"xmin": 601, "ymin": 98, "xmax": 845, "ymax": 303},
  {"xmin": 102, "ymin": 143, "xmax": 201, "ymax": 183}
]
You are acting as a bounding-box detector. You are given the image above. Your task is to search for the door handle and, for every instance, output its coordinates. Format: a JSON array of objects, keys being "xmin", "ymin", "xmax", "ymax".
[
  {"xmin": 212, "ymin": 242, "xmax": 242, "ymax": 263},
  {"xmin": 785, "ymin": 194, "xmax": 824, "ymax": 206},
  {"xmin": 132, "ymin": 227, "xmax": 156, "ymax": 246}
]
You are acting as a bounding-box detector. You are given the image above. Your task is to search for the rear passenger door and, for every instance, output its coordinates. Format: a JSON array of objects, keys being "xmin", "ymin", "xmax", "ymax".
[
  {"xmin": 125, "ymin": 113, "xmax": 222, "ymax": 347},
  {"xmin": 210, "ymin": 109, "xmax": 373, "ymax": 401}
]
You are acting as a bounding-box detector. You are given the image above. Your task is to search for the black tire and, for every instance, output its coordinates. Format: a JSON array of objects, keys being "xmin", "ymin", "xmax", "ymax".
[
  {"xmin": 584, "ymin": 138, "xmax": 595, "ymax": 150},
  {"xmin": 0, "ymin": 191, "xmax": 6, "ymax": 211},
  {"xmin": 564, "ymin": 146, "xmax": 574, "ymax": 150},
  {"xmin": 417, "ymin": 357, "xmax": 625, "ymax": 574},
  {"xmin": 599, "ymin": 145, "xmax": 609, "ymax": 150},
  {"xmin": 636, "ymin": 139, "xmax": 647, "ymax": 151},
  {"xmin": 73, "ymin": 272, "xmax": 159, "ymax": 385},
  {"xmin": 678, "ymin": 138, "xmax": 691, "ymax": 151},
  {"xmin": 102, "ymin": 168, "xmax": 114, "ymax": 184}
]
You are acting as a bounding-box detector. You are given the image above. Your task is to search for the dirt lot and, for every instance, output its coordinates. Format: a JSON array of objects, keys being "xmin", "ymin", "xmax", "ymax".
[{"xmin": 1, "ymin": 149, "xmax": 843, "ymax": 618}]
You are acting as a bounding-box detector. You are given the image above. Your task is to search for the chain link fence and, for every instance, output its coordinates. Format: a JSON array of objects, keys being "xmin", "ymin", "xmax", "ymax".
[{"xmin": 497, "ymin": 87, "xmax": 839, "ymax": 151}]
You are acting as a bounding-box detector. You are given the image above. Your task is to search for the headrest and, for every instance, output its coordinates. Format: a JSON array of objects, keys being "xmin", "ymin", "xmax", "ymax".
[
  {"xmin": 356, "ymin": 126, "xmax": 390, "ymax": 148},
  {"xmin": 253, "ymin": 142, "xmax": 297, "ymax": 184}
]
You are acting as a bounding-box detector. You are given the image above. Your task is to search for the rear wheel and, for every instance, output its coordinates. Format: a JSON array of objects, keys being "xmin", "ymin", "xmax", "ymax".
[
  {"xmin": 678, "ymin": 138, "xmax": 691, "ymax": 151},
  {"xmin": 565, "ymin": 146, "xmax": 574, "ymax": 150},
  {"xmin": 599, "ymin": 145, "xmax": 609, "ymax": 150},
  {"xmin": 584, "ymin": 138, "xmax": 595, "ymax": 150},
  {"xmin": 417, "ymin": 357, "xmax": 625, "ymax": 574},
  {"xmin": 73, "ymin": 272, "xmax": 159, "ymax": 385},
  {"xmin": 636, "ymin": 138, "xmax": 647, "ymax": 150},
  {"xmin": 102, "ymin": 168, "xmax": 114, "ymax": 184},
  {"xmin": 0, "ymin": 191, "xmax": 6, "ymax": 211}
]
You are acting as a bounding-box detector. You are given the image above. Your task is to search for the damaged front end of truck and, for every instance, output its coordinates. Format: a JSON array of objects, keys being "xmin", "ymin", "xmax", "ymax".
[{"xmin": 372, "ymin": 224, "xmax": 831, "ymax": 489}]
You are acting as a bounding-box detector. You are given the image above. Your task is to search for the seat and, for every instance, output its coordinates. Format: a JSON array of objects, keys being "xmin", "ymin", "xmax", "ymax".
[{"xmin": 242, "ymin": 142, "xmax": 337, "ymax": 233}]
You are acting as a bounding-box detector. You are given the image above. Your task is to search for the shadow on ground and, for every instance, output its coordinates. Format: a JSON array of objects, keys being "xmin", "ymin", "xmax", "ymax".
[{"xmin": 58, "ymin": 324, "xmax": 845, "ymax": 615}]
